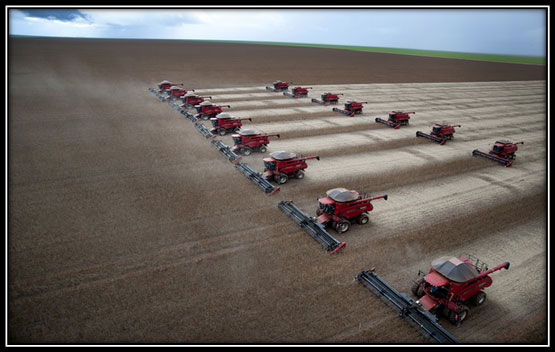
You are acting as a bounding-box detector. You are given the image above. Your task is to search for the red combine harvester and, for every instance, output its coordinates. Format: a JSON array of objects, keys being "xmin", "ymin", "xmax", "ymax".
[
  {"xmin": 157, "ymin": 80, "xmax": 182, "ymax": 92},
  {"xmin": 167, "ymin": 85, "xmax": 193, "ymax": 100},
  {"xmin": 263, "ymin": 151, "xmax": 320, "ymax": 184},
  {"xmin": 316, "ymin": 188, "xmax": 387, "ymax": 233},
  {"xmin": 231, "ymin": 129, "xmax": 280, "ymax": 156},
  {"xmin": 333, "ymin": 101, "xmax": 367, "ymax": 117},
  {"xmin": 417, "ymin": 123, "xmax": 461, "ymax": 145},
  {"xmin": 284, "ymin": 86, "xmax": 312, "ymax": 98},
  {"xmin": 181, "ymin": 92, "xmax": 212, "ymax": 108},
  {"xmin": 266, "ymin": 80, "xmax": 291, "ymax": 92},
  {"xmin": 472, "ymin": 140, "xmax": 524, "ymax": 167},
  {"xmin": 195, "ymin": 101, "xmax": 231, "ymax": 120},
  {"xmin": 376, "ymin": 111, "xmax": 415, "ymax": 129},
  {"xmin": 209, "ymin": 113, "xmax": 252, "ymax": 136},
  {"xmin": 411, "ymin": 255, "xmax": 510, "ymax": 326},
  {"xmin": 311, "ymin": 92, "xmax": 343, "ymax": 106}
]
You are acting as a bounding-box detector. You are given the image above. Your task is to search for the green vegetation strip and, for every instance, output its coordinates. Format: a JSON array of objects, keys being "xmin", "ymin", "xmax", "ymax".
[{"xmin": 188, "ymin": 39, "xmax": 545, "ymax": 65}]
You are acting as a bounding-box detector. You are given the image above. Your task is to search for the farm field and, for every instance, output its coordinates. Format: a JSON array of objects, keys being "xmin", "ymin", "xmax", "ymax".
[{"xmin": 8, "ymin": 37, "xmax": 548, "ymax": 345}]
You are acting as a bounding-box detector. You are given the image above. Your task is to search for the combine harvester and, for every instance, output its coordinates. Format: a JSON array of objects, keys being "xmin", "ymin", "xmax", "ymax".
[
  {"xmin": 277, "ymin": 187, "xmax": 386, "ymax": 253},
  {"xmin": 411, "ymin": 255, "xmax": 510, "ymax": 327},
  {"xmin": 209, "ymin": 113, "xmax": 252, "ymax": 136},
  {"xmin": 357, "ymin": 268, "xmax": 459, "ymax": 344},
  {"xmin": 278, "ymin": 200, "xmax": 346, "ymax": 253},
  {"xmin": 333, "ymin": 101, "xmax": 367, "ymax": 117},
  {"xmin": 167, "ymin": 85, "xmax": 194, "ymax": 101},
  {"xmin": 472, "ymin": 140, "xmax": 523, "ymax": 167},
  {"xmin": 210, "ymin": 139, "xmax": 242, "ymax": 164},
  {"xmin": 416, "ymin": 123, "xmax": 461, "ymax": 145},
  {"xmin": 266, "ymin": 80, "xmax": 291, "ymax": 92},
  {"xmin": 181, "ymin": 92, "xmax": 212, "ymax": 108},
  {"xmin": 231, "ymin": 130, "xmax": 280, "ymax": 156},
  {"xmin": 283, "ymin": 86, "xmax": 312, "ymax": 98},
  {"xmin": 149, "ymin": 80, "xmax": 184, "ymax": 100},
  {"xmin": 263, "ymin": 151, "xmax": 320, "ymax": 184},
  {"xmin": 195, "ymin": 101, "xmax": 232, "ymax": 120},
  {"xmin": 376, "ymin": 111, "xmax": 415, "ymax": 129},
  {"xmin": 311, "ymin": 92, "xmax": 343, "ymax": 106},
  {"xmin": 316, "ymin": 188, "xmax": 387, "ymax": 233}
]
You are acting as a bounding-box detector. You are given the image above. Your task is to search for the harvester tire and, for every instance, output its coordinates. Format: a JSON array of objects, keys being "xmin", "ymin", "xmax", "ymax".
[
  {"xmin": 278, "ymin": 173, "xmax": 288, "ymax": 184},
  {"xmin": 218, "ymin": 129, "xmax": 227, "ymax": 136},
  {"xmin": 471, "ymin": 291, "xmax": 487, "ymax": 306},
  {"xmin": 259, "ymin": 145, "xmax": 267, "ymax": 153},
  {"xmin": 296, "ymin": 171, "xmax": 305, "ymax": 179},
  {"xmin": 449, "ymin": 304, "xmax": 469, "ymax": 326},
  {"xmin": 336, "ymin": 220, "xmax": 350, "ymax": 233},
  {"xmin": 357, "ymin": 213, "xmax": 369, "ymax": 225},
  {"xmin": 242, "ymin": 147, "xmax": 252, "ymax": 156},
  {"xmin": 411, "ymin": 278, "xmax": 425, "ymax": 298}
]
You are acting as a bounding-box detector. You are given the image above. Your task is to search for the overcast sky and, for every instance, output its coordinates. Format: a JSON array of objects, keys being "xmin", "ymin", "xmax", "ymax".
[{"xmin": 8, "ymin": 7, "xmax": 547, "ymax": 57}]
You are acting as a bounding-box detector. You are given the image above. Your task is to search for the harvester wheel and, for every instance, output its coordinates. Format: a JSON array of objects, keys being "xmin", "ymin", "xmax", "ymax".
[
  {"xmin": 357, "ymin": 213, "xmax": 369, "ymax": 225},
  {"xmin": 259, "ymin": 145, "xmax": 267, "ymax": 153},
  {"xmin": 296, "ymin": 170, "xmax": 305, "ymax": 179},
  {"xmin": 218, "ymin": 129, "xmax": 227, "ymax": 136},
  {"xmin": 411, "ymin": 277, "xmax": 425, "ymax": 298},
  {"xmin": 448, "ymin": 304, "xmax": 469, "ymax": 326},
  {"xmin": 471, "ymin": 291, "xmax": 487, "ymax": 306},
  {"xmin": 242, "ymin": 147, "xmax": 252, "ymax": 156},
  {"xmin": 277, "ymin": 173, "xmax": 288, "ymax": 184},
  {"xmin": 336, "ymin": 220, "xmax": 350, "ymax": 233}
]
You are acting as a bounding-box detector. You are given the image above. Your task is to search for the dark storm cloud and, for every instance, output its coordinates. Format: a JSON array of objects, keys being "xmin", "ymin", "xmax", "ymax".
[{"xmin": 18, "ymin": 9, "xmax": 90, "ymax": 22}]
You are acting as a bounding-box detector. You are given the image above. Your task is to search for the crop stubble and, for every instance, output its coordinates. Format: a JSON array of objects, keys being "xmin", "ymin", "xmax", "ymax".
[{"xmin": 8, "ymin": 37, "xmax": 547, "ymax": 344}]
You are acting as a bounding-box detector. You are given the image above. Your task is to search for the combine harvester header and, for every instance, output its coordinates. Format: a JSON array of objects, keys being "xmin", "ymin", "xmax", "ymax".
[
  {"xmin": 357, "ymin": 268, "xmax": 459, "ymax": 344},
  {"xmin": 194, "ymin": 122, "xmax": 216, "ymax": 139},
  {"xmin": 235, "ymin": 162, "xmax": 280, "ymax": 195},
  {"xmin": 278, "ymin": 200, "xmax": 346, "ymax": 253},
  {"xmin": 211, "ymin": 139, "xmax": 242, "ymax": 164}
]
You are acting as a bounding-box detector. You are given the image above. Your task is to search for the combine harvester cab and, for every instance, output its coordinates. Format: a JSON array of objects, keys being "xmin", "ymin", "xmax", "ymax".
[
  {"xmin": 209, "ymin": 113, "xmax": 252, "ymax": 136},
  {"xmin": 231, "ymin": 129, "xmax": 280, "ymax": 156},
  {"xmin": 283, "ymin": 86, "xmax": 312, "ymax": 98},
  {"xmin": 411, "ymin": 255, "xmax": 510, "ymax": 326},
  {"xmin": 472, "ymin": 140, "xmax": 523, "ymax": 167},
  {"xmin": 195, "ymin": 101, "xmax": 232, "ymax": 120},
  {"xmin": 357, "ymin": 268, "xmax": 459, "ymax": 344},
  {"xmin": 278, "ymin": 200, "xmax": 346, "ymax": 253},
  {"xmin": 262, "ymin": 151, "xmax": 320, "ymax": 184},
  {"xmin": 311, "ymin": 92, "xmax": 343, "ymax": 106},
  {"xmin": 416, "ymin": 123, "xmax": 461, "ymax": 145},
  {"xmin": 316, "ymin": 188, "xmax": 387, "ymax": 234},
  {"xmin": 266, "ymin": 80, "xmax": 291, "ymax": 92},
  {"xmin": 333, "ymin": 101, "xmax": 367, "ymax": 117},
  {"xmin": 376, "ymin": 111, "xmax": 415, "ymax": 129}
]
